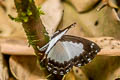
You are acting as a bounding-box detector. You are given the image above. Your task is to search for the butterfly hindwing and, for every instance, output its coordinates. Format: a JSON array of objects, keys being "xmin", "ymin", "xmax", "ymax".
[
  {"xmin": 61, "ymin": 35, "xmax": 100, "ymax": 65},
  {"xmin": 45, "ymin": 35, "xmax": 101, "ymax": 75}
]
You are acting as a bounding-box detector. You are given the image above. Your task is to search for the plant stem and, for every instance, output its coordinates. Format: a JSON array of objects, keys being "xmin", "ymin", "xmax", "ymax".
[{"xmin": 14, "ymin": 0, "xmax": 49, "ymax": 60}]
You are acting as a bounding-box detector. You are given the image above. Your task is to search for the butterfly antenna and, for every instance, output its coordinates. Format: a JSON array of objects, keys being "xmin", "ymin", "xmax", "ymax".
[
  {"xmin": 67, "ymin": 22, "xmax": 76, "ymax": 29},
  {"xmin": 62, "ymin": 22, "xmax": 77, "ymax": 32}
]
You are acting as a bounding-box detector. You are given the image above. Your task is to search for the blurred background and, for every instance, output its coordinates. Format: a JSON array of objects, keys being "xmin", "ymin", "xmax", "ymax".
[{"xmin": 0, "ymin": 0, "xmax": 120, "ymax": 80}]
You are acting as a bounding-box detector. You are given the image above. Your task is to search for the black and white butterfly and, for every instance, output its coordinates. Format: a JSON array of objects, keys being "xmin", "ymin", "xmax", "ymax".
[{"xmin": 37, "ymin": 23, "xmax": 101, "ymax": 76}]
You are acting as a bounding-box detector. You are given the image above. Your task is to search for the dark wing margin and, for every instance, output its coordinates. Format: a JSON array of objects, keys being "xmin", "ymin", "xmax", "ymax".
[
  {"xmin": 45, "ymin": 35, "xmax": 101, "ymax": 75},
  {"xmin": 60, "ymin": 35, "xmax": 101, "ymax": 65}
]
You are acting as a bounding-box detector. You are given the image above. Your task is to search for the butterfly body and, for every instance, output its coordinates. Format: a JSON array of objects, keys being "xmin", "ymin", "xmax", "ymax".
[{"xmin": 38, "ymin": 23, "xmax": 101, "ymax": 75}]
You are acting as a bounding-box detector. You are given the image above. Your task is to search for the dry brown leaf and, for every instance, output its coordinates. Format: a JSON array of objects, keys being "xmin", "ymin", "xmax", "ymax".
[
  {"xmin": 58, "ymin": 3, "xmax": 85, "ymax": 37},
  {"xmin": 40, "ymin": 0, "xmax": 63, "ymax": 36},
  {"xmin": 0, "ymin": 37, "xmax": 34, "ymax": 55},
  {"xmin": 0, "ymin": 47, "xmax": 9, "ymax": 80},
  {"xmin": 63, "ymin": 66, "xmax": 88, "ymax": 80},
  {"xmin": 63, "ymin": 2, "xmax": 120, "ymax": 39},
  {"xmin": 9, "ymin": 56, "xmax": 47, "ymax": 80},
  {"xmin": 0, "ymin": 0, "xmax": 63, "ymax": 38},
  {"xmin": 69, "ymin": 0, "xmax": 99, "ymax": 12},
  {"xmin": 0, "ymin": 0, "xmax": 26, "ymax": 38},
  {"xmin": 62, "ymin": 71, "xmax": 75, "ymax": 80},
  {"xmin": 106, "ymin": 68, "xmax": 120, "ymax": 80},
  {"xmin": 0, "ymin": 36, "xmax": 120, "ymax": 56},
  {"xmin": 0, "ymin": 6, "xmax": 14, "ymax": 37},
  {"xmin": 1, "ymin": 37, "xmax": 120, "ymax": 56},
  {"xmin": 35, "ymin": 0, "xmax": 45, "ymax": 6},
  {"xmin": 9, "ymin": 55, "xmax": 120, "ymax": 80},
  {"xmin": 72, "ymin": 66, "xmax": 88, "ymax": 80},
  {"xmin": 89, "ymin": 37, "xmax": 120, "ymax": 56},
  {"xmin": 0, "ymin": 0, "xmax": 120, "ymax": 57},
  {"xmin": 83, "ymin": 56, "xmax": 120, "ymax": 80}
]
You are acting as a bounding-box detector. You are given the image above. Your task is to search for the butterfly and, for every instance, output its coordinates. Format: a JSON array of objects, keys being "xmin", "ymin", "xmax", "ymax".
[{"xmin": 37, "ymin": 22, "xmax": 101, "ymax": 75}]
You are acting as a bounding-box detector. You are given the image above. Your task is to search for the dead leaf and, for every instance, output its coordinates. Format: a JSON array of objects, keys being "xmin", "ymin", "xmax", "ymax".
[
  {"xmin": 62, "ymin": 71, "xmax": 75, "ymax": 80},
  {"xmin": 69, "ymin": 0, "xmax": 99, "ymax": 12},
  {"xmin": 83, "ymin": 56, "xmax": 120, "ymax": 80},
  {"xmin": 40, "ymin": 0, "xmax": 63, "ymax": 36},
  {"xmin": 0, "ymin": 36, "xmax": 120, "ymax": 56},
  {"xmin": 73, "ymin": 66, "xmax": 88, "ymax": 80},
  {"xmin": 0, "ymin": 37, "xmax": 34, "ymax": 55},
  {"xmin": 63, "ymin": 2, "xmax": 120, "ymax": 39},
  {"xmin": 0, "ymin": 47, "xmax": 9, "ymax": 80},
  {"xmin": 9, "ymin": 56, "xmax": 47, "ymax": 80},
  {"xmin": 0, "ymin": 0, "xmax": 26, "ymax": 38}
]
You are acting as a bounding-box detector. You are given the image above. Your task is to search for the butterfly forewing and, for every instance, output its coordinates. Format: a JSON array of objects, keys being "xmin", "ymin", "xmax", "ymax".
[
  {"xmin": 45, "ymin": 35, "xmax": 101, "ymax": 75},
  {"xmin": 45, "ymin": 23, "xmax": 76, "ymax": 54}
]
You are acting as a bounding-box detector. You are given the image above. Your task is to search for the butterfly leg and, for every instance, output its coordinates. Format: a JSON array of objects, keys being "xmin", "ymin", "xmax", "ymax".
[
  {"xmin": 39, "ymin": 54, "xmax": 47, "ymax": 63},
  {"xmin": 37, "ymin": 43, "xmax": 49, "ymax": 52}
]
